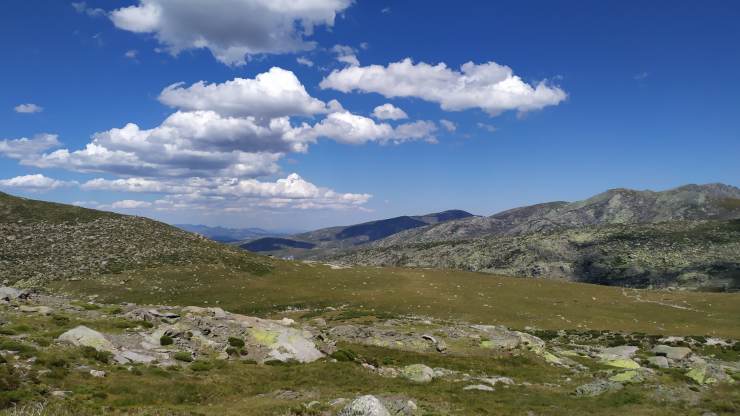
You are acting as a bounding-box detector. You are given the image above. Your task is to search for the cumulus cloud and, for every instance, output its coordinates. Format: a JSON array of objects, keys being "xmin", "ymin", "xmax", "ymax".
[
  {"xmin": 124, "ymin": 50, "xmax": 139, "ymax": 59},
  {"xmin": 4, "ymin": 68, "xmax": 453, "ymax": 213},
  {"xmin": 0, "ymin": 174, "xmax": 76, "ymax": 191},
  {"xmin": 71, "ymin": 2, "xmax": 105, "ymax": 17},
  {"xmin": 331, "ymin": 44, "xmax": 359, "ymax": 67},
  {"xmin": 440, "ymin": 119, "xmax": 456, "ymax": 132},
  {"xmin": 158, "ymin": 67, "xmax": 327, "ymax": 118},
  {"xmin": 320, "ymin": 58, "xmax": 567, "ymax": 116},
  {"xmin": 296, "ymin": 57, "xmax": 314, "ymax": 67},
  {"xmin": 308, "ymin": 111, "xmax": 436, "ymax": 145},
  {"xmin": 14, "ymin": 103, "xmax": 43, "ymax": 114},
  {"xmin": 110, "ymin": 0, "xmax": 353, "ymax": 66},
  {"xmin": 477, "ymin": 122, "xmax": 497, "ymax": 133},
  {"xmin": 372, "ymin": 103, "xmax": 407, "ymax": 120},
  {"xmin": 0, "ymin": 134, "xmax": 60, "ymax": 159},
  {"xmin": 83, "ymin": 173, "xmax": 371, "ymax": 211},
  {"xmin": 110, "ymin": 199, "xmax": 153, "ymax": 209}
]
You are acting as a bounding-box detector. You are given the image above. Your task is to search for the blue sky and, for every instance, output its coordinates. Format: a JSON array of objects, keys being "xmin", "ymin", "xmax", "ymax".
[{"xmin": 1, "ymin": 1, "xmax": 739, "ymax": 230}]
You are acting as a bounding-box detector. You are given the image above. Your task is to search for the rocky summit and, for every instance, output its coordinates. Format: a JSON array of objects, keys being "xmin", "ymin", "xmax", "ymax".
[{"xmin": 329, "ymin": 184, "xmax": 740, "ymax": 290}]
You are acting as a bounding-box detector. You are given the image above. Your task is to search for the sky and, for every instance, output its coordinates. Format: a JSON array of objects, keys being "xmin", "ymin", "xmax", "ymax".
[{"xmin": 1, "ymin": 1, "xmax": 739, "ymax": 230}]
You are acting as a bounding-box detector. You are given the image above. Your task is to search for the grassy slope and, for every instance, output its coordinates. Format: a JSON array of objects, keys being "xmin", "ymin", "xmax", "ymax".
[{"xmin": 50, "ymin": 260, "xmax": 740, "ymax": 339}]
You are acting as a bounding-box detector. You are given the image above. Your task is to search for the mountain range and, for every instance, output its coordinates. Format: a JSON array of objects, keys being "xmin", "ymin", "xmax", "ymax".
[
  {"xmin": 174, "ymin": 224, "xmax": 288, "ymax": 243},
  {"xmin": 240, "ymin": 209, "xmax": 473, "ymax": 257},
  {"xmin": 327, "ymin": 184, "xmax": 740, "ymax": 290}
]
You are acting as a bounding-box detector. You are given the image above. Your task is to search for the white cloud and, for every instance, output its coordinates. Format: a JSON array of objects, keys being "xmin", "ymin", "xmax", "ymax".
[
  {"xmin": 296, "ymin": 57, "xmax": 314, "ymax": 67},
  {"xmin": 440, "ymin": 119, "xmax": 456, "ymax": 132},
  {"xmin": 84, "ymin": 174, "xmax": 371, "ymax": 211},
  {"xmin": 158, "ymin": 67, "xmax": 327, "ymax": 118},
  {"xmin": 110, "ymin": 199, "xmax": 153, "ymax": 209},
  {"xmin": 477, "ymin": 122, "xmax": 497, "ymax": 133},
  {"xmin": 331, "ymin": 44, "xmax": 359, "ymax": 67},
  {"xmin": 0, "ymin": 134, "xmax": 60, "ymax": 159},
  {"xmin": 14, "ymin": 103, "xmax": 44, "ymax": 114},
  {"xmin": 124, "ymin": 49, "xmax": 139, "ymax": 59},
  {"xmin": 308, "ymin": 111, "xmax": 436, "ymax": 144},
  {"xmin": 110, "ymin": 0, "xmax": 353, "ymax": 66},
  {"xmin": 0, "ymin": 174, "xmax": 76, "ymax": 191},
  {"xmin": 320, "ymin": 58, "xmax": 567, "ymax": 116},
  {"xmin": 372, "ymin": 103, "xmax": 407, "ymax": 120},
  {"xmin": 71, "ymin": 2, "xmax": 105, "ymax": 17},
  {"xmin": 634, "ymin": 72, "xmax": 649, "ymax": 80},
  {"xmin": 5, "ymin": 68, "xmax": 451, "ymax": 214}
]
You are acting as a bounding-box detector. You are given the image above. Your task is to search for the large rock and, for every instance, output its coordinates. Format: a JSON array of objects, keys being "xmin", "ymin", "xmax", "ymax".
[
  {"xmin": 599, "ymin": 345, "xmax": 639, "ymax": 359},
  {"xmin": 652, "ymin": 345, "xmax": 692, "ymax": 361},
  {"xmin": 57, "ymin": 326, "xmax": 114, "ymax": 352},
  {"xmin": 686, "ymin": 364, "xmax": 732, "ymax": 385},
  {"xmin": 603, "ymin": 358, "xmax": 641, "ymax": 369},
  {"xmin": 647, "ymin": 356, "xmax": 670, "ymax": 368},
  {"xmin": 401, "ymin": 364, "xmax": 434, "ymax": 383},
  {"xmin": 240, "ymin": 318, "xmax": 323, "ymax": 363},
  {"xmin": 575, "ymin": 380, "xmax": 623, "ymax": 397},
  {"xmin": 338, "ymin": 395, "xmax": 391, "ymax": 416},
  {"xmin": 0, "ymin": 287, "xmax": 29, "ymax": 302}
]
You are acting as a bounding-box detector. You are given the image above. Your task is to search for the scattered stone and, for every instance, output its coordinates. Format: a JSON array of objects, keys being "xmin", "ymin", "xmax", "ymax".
[
  {"xmin": 463, "ymin": 384, "xmax": 495, "ymax": 392},
  {"xmin": 603, "ymin": 358, "xmax": 641, "ymax": 369},
  {"xmin": 652, "ymin": 345, "xmax": 692, "ymax": 361},
  {"xmin": 575, "ymin": 380, "xmax": 624, "ymax": 397},
  {"xmin": 50, "ymin": 390, "xmax": 70, "ymax": 398},
  {"xmin": 599, "ymin": 345, "xmax": 639, "ymax": 359},
  {"xmin": 89, "ymin": 370, "xmax": 106, "ymax": 378},
  {"xmin": 115, "ymin": 350, "xmax": 157, "ymax": 364},
  {"xmin": 609, "ymin": 370, "xmax": 641, "ymax": 383},
  {"xmin": 479, "ymin": 376, "xmax": 514, "ymax": 387},
  {"xmin": 18, "ymin": 305, "xmax": 52, "ymax": 315},
  {"xmin": 58, "ymin": 326, "xmax": 115, "ymax": 352},
  {"xmin": 338, "ymin": 395, "xmax": 391, "ymax": 416},
  {"xmin": 0, "ymin": 286, "xmax": 29, "ymax": 302},
  {"xmin": 647, "ymin": 356, "xmax": 670, "ymax": 368},
  {"xmin": 401, "ymin": 364, "xmax": 434, "ymax": 383}
]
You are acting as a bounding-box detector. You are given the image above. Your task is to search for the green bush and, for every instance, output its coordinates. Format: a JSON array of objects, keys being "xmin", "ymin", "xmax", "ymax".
[
  {"xmin": 160, "ymin": 335, "xmax": 174, "ymax": 346},
  {"xmin": 173, "ymin": 352, "xmax": 193, "ymax": 362},
  {"xmin": 330, "ymin": 349, "xmax": 357, "ymax": 362},
  {"xmin": 190, "ymin": 360, "xmax": 212, "ymax": 372},
  {"xmin": 228, "ymin": 337, "xmax": 245, "ymax": 348},
  {"xmin": 80, "ymin": 346, "xmax": 113, "ymax": 364}
]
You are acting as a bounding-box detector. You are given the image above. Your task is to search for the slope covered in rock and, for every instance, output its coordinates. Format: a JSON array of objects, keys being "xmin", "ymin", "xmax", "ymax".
[
  {"xmin": 0, "ymin": 192, "xmax": 270, "ymax": 286},
  {"xmin": 334, "ymin": 220, "xmax": 740, "ymax": 290},
  {"xmin": 375, "ymin": 183, "xmax": 740, "ymax": 247}
]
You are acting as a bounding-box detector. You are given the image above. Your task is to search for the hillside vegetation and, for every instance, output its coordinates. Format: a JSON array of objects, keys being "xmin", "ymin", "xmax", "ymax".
[
  {"xmin": 241, "ymin": 210, "xmax": 473, "ymax": 258},
  {"xmin": 0, "ymin": 192, "xmax": 271, "ymax": 286},
  {"xmin": 334, "ymin": 220, "xmax": 740, "ymax": 290}
]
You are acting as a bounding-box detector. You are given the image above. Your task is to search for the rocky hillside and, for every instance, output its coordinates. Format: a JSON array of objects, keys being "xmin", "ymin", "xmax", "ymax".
[
  {"xmin": 1, "ymin": 285, "xmax": 737, "ymax": 414},
  {"xmin": 0, "ymin": 192, "xmax": 270, "ymax": 286},
  {"xmin": 334, "ymin": 219, "xmax": 740, "ymax": 291},
  {"xmin": 376, "ymin": 183, "xmax": 740, "ymax": 247},
  {"xmin": 241, "ymin": 209, "xmax": 473, "ymax": 258}
]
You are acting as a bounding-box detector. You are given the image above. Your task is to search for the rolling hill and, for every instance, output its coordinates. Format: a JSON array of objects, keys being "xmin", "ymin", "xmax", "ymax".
[
  {"xmin": 330, "ymin": 184, "xmax": 740, "ymax": 290},
  {"xmin": 240, "ymin": 209, "xmax": 473, "ymax": 257},
  {"xmin": 174, "ymin": 224, "xmax": 287, "ymax": 243},
  {"xmin": 0, "ymin": 191, "xmax": 270, "ymax": 286}
]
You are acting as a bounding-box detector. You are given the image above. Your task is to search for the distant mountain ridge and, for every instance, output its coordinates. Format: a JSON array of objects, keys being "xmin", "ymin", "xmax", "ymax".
[
  {"xmin": 374, "ymin": 183, "xmax": 740, "ymax": 247},
  {"xmin": 175, "ymin": 224, "xmax": 287, "ymax": 243},
  {"xmin": 330, "ymin": 183, "xmax": 740, "ymax": 290},
  {"xmin": 240, "ymin": 209, "xmax": 473, "ymax": 256}
]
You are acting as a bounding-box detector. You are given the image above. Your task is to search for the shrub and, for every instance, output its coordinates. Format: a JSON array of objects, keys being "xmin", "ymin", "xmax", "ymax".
[
  {"xmin": 228, "ymin": 337, "xmax": 245, "ymax": 348},
  {"xmin": 160, "ymin": 335, "xmax": 174, "ymax": 346},
  {"xmin": 225, "ymin": 347, "xmax": 238, "ymax": 356},
  {"xmin": 190, "ymin": 360, "xmax": 212, "ymax": 372},
  {"xmin": 173, "ymin": 352, "xmax": 193, "ymax": 362},
  {"xmin": 330, "ymin": 349, "xmax": 357, "ymax": 362},
  {"xmin": 80, "ymin": 346, "xmax": 113, "ymax": 364}
]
